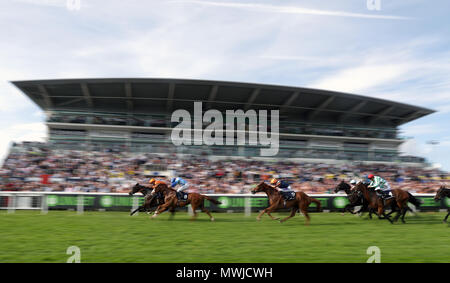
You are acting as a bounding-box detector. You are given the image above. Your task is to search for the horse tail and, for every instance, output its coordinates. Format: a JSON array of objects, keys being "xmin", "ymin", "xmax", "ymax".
[
  {"xmin": 407, "ymin": 192, "xmax": 422, "ymax": 208},
  {"xmin": 204, "ymin": 195, "xmax": 222, "ymax": 205},
  {"xmin": 310, "ymin": 197, "xmax": 322, "ymax": 212}
]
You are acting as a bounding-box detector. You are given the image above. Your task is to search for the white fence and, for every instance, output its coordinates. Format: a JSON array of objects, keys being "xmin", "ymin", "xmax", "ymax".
[{"xmin": 0, "ymin": 191, "xmax": 442, "ymax": 215}]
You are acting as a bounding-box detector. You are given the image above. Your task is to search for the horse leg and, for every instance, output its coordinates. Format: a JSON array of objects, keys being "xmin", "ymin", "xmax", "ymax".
[
  {"xmin": 190, "ymin": 203, "xmax": 199, "ymax": 221},
  {"xmin": 266, "ymin": 210, "xmax": 280, "ymax": 221},
  {"xmin": 130, "ymin": 206, "xmax": 142, "ymax": 216},
  {"xmin": 280, "ymin": 207, "xmax": 297, "ymax": 223},
  {"xmin": 301, "ymin": 205, "xmax": 310, "ymax": 226},
  {"xmin": 368, "ymin": 208, "xmax": 374, "ymax": 219},
  {"xmin": 378, "ymin": 206, "xmax": 393, "ymax": 224},
  {"xmin": 201, "ymin": 207, "xmax": 215, "ymax": 221},
  {"xmin": 342, "ymin": 204, "xmax": 353, "ymax": 215},
  {"xmin": 152, "ymin": 204, "xmax": 170, "ymax": 219},
  {"xmin": 400, "ymin": 206, "xmax": 408, "ymax": 223},
  {"xmin": 393, "ymin": 201, "xmax": 404, "ymax": 222},
  {"xmin": 256, "ymin": 203, "xmax": 278, "ymax": 221},
  {"xmin": 168, "ymin": 207, "xmax": 176, "ymax": 220},
  {"xmin": 256, "ymin": 209, "xmax": 266, "ymax": 221}
]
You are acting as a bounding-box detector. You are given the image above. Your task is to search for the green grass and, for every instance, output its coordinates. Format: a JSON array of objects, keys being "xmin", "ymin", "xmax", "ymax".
[{"xmin": 0, "ymin": 210, "xmax": 448, "ymax": 263}]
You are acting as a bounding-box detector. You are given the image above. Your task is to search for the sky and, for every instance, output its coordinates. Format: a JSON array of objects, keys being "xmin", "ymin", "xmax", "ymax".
[{"xmin": 0, "ymin": 0, "xmax": 449, "ymax": 169}]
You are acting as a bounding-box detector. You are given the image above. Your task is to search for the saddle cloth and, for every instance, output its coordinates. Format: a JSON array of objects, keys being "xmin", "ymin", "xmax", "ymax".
[{"xmin": 176, "ymin": 191, "xmax": 189, "ymax": 201}]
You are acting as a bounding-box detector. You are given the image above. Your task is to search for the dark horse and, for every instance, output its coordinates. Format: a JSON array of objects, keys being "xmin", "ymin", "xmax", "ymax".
[
  {"xmin": 434, "ymin": 186, "xmax": 450, "ymax": 222},
  {"xmin": 128, "ymin": 183, "xmax": 164, "ymax": 216},
  {"xmin": 334, "ymin": 181, "xmax": 372, "ymax": 217},
  {"xmin": 150, "ymin": 182, "xmax": 222, "ymax": 221},
  {"xmin": 251, "ymin": 181, "xmax": 321, "ymax": 225},
  {"xmin": 354, "ymin": 181, "xmax": 420, "ymax": 223}
]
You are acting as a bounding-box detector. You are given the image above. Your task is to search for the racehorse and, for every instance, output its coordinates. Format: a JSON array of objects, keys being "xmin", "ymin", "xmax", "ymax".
[
  {"xmin": 353, "ymin": 181, "xmax": 414, "ymax": 223},
  {"xmin": 250, "ymin": 181, "xmax": 321, "ymax": 225},
  {"xmin": 128, "ymin": 183, "xmax": 164, "ymax": 216},
  {"xmin": 150, "ymin": 182, "xmax": 221, "ymax": 221},
  {"xmin": 434, "ymin": 186, "xmax": 450, "ymax": 222},
  {"xmin": 334, "ymin": 181, "xmax": 373, "ymax": 217}
]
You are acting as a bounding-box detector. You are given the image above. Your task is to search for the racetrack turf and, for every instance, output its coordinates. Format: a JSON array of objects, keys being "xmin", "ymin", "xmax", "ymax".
[{"xmin": 0, "ymin": 210, "xmax": 448, "ymax": 263}]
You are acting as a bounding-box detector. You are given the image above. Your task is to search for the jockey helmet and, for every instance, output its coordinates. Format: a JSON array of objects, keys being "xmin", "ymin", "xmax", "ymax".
[
  {"xmin": 350, "ymin": 179, "xmax": 357, "ymax": 185},
  {"xmin": 149, "ymin": 178, "xmax": 156, "ymax": 184},
  {"xmin": 270, "ymin": 178, "xmax": 278, "ymax": 185},
  {"xmin": 368, "ymin": 174, "xmax": 374, "ymax": 179}
]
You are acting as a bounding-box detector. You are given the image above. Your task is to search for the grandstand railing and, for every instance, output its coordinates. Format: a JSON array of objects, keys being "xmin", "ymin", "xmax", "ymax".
[{"xmin": 1, "ymin": 192, "xmax": 446, "ymax": 215}]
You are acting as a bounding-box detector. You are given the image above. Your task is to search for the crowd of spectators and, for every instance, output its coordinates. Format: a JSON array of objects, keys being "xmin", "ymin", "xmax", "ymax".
[{"xmin": 1, "ymin": 142, "xmax": 448, "ymax": 195}]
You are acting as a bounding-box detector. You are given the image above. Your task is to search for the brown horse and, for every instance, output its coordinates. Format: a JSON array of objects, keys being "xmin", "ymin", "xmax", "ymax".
[
  {"xmin": 434, "ymin": 186, "xmax": 450, "ymax": 223},
  {"xmin": 250, "ymin": 181, "xmax": 321, "ymax": 225},
  {"xmin": 150, "ymin": 182, "xmax": 221, "ymax": 221},
  {"xmin": 354, "ymin": 181, "xmax": 411, "ymax": 223}
]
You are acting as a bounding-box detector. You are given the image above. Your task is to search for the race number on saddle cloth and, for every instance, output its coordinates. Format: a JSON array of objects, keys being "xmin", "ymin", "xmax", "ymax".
[
  {"xmin": 171, "ymin": 177, "xmax": 189, "ymax": 201},
  {"xmin": 367, "ymin": 174, "xmax": 392, "ymax": 199},
  {"xmin": 270, "ymin": 178, "xmax": 295, "ymax": 201}
]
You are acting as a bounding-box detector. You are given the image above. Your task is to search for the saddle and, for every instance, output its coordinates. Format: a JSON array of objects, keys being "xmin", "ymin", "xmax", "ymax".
[{"xmin": 376, "ymin": 190, "xmax": 394, "ymax": 203}]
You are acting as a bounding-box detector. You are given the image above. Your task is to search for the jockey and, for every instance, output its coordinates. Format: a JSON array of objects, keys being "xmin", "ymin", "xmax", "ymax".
[
  {"xmin": 171, "ymin": 177, "xmax": 189, "ymax": 193},
  {"xmin": 270, "ymin": 178, "xmax": 294, "ymax": 199},
  {"xmin": 349, "ymin": 179, "xmax": 357, "ymax": 189},
  {"xmin": 367, "ymin": 174, "xmax": 392, "ymax": 199},
  {"xmin": 149, "ymin": 178, "xmax": 167, "ymax": 186},
  {"xmin": 148, "ymin": 178, "xmax": 166, "ymax": 202}
]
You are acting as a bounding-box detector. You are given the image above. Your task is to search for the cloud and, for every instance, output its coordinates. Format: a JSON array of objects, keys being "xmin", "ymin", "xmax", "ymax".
[
  {"xmin": 308, "ymin": 63, "xmax": 411, "ymax": 94},
  {"xmin": 401, "ymin": 124, "xmax": 441, "ymax": 136},
  {"xmin": 170, "ymin": 0, "xmax": 413, "ymax": 20},
  {"xmin": 400, "ymin": 139, "xmax": 433, "ymax": 156}
]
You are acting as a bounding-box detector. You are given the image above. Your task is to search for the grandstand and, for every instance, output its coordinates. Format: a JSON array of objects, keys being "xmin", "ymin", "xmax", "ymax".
[{"xmin": 11, "ymin": 78, "xmax": 434, "ymax": 164}]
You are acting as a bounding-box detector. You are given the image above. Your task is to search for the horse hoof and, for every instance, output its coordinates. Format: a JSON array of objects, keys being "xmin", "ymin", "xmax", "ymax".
[{"xmin": 211, "ymin": 218, "xmax": 215, "ymax": 222}]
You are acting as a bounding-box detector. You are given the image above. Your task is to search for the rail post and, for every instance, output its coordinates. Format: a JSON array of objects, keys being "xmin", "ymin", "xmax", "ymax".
[
  {"xmin": 41, "ymin": 194, "xmax": 48, "ymax": 215},
  {"xmin": 244, "ymin": 196, "xmax": 251, "ymax": 217},
  {"xmin": 131, "ymin": 196, "xmax": 139, "ymax": 216},
  {"xmin": 77, "ymin": 194, "xmax": 84, "ymax": 215},
  {"xmin": 7, "ymin": 194, "xmax": 15, "ymax": 214}
]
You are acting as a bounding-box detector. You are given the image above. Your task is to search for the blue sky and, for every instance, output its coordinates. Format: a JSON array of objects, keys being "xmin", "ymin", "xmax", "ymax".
[{"xmin": 1, "ymin": 0, "xmax": 449, "ymax": 169}]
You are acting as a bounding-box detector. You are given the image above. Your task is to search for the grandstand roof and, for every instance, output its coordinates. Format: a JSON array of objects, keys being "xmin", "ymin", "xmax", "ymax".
[{"xmin": 12, "ymin": 78, "xmax": 435, "ymax": 126}]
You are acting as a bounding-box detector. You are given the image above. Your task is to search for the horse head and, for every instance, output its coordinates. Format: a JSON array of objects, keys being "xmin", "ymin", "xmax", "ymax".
[
  {"xmin": 129, "ymin": 183, "xmax": 143, "ymax": 195},
  {"xmin": 251, "ymin": 181, "xmax": 276, "ymax": 195},
  {"xmin": 434, "ymin": 186, "xmax": 448, "ymax": 201},
  {"xmin": 334, "ymin": 180, "xmax": 351, "ymax": 193}
]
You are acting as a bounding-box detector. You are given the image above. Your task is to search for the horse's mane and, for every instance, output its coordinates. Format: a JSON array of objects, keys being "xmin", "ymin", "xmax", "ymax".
[
  {"xmin": 136, "ymin": 183, "xmax": 153, "ymax": 190},
  {"xmin": 259, "ymin": 181, "xmax": 278, "ymax": 192}
]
